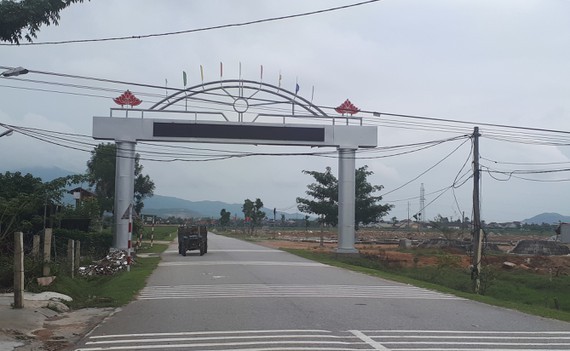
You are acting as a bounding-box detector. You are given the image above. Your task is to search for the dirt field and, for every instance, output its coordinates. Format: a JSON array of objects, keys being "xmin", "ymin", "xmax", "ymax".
[{"xmin": 253, "ymin": 229, "xmax": 570, "ymax": 275}]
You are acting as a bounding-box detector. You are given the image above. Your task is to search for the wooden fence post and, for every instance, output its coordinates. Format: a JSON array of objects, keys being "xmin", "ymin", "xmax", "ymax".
[
  {"xmin": 32, "ymin": 235, "xmax": 40, "ymax": 257},
  {"xmin": 67, "ymin": 239, "xmax": 75, "ymax": 278},
  {"xmin": 43, "ymin": 228, "xmax": 52, "ymax": 277},
  {"xmin": 74, "ymin": 240, "xmax": 81, "ymax": 276},
  {"xmin": 14, "ymin": 232, "xmax": 24, "ymax": 309}
]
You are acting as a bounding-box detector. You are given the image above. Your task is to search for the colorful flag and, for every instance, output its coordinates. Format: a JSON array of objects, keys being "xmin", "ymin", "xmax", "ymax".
[
  {"xmin": 278, "ymin": 71, "xmax": 282, "ymax": 89},
  {"xmin": 182, "ymin": 71, "xmax": 187, "ymax": 87},
  {"xmin": 260, "ymin": 65, "xmax": 264, "ymax": 81},
  {"xmin": 220, "ymin": 62, "xmax": 223, "ymax": 79},
  {"xmin": 200, "ymin": 65, "xmax": 204, "ymax": 83},
  {"xmin": 295, "ymin": 83, "xmax": 300, "ymax": 95}
]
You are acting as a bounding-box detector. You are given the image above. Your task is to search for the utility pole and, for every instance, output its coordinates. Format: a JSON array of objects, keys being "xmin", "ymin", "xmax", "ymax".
[{"xmin": 471, "ymin": 127, "xmax": 483, "ymax": 293}]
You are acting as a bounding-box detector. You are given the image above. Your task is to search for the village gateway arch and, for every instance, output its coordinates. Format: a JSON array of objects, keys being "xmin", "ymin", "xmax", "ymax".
[{"xmin": 92, "ymin": 79, "xmax": 377, "ymax": 254}]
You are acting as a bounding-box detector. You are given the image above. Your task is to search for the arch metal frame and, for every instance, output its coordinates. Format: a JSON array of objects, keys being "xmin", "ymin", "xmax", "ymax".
[{"xmin": 94, "ymin": 79, "xmax": 376, "ymax": 254}]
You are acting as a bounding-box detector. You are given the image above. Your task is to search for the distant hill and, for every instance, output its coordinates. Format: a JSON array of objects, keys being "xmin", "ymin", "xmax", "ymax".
[
  {"xmin": 522, "ymin": 212, "xmax": 570, "ymax": 225},
  {"xmin": 143, "ymin": 195, "xmax": 303, "ymax": 219},
  {"xmin": 0, "ymin": 167, "xmax": 304, "ymax": 220}
]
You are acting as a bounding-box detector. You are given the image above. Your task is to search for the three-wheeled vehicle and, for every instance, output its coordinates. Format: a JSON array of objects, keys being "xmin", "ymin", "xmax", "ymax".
[{"xmin": 178, "ymin": 225, "xmax": 208, "ymax": 256}]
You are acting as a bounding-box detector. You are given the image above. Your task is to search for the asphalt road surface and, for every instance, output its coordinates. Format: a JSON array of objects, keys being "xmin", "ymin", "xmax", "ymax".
[{"xmin": 75, "ymin": 233, "xmax": 570, "ymax": 351}]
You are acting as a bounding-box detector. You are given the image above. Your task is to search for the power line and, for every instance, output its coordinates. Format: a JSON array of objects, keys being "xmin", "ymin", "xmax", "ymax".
[
  {"xmin": 1, "ymin": 0, "xmax": 381, "ymax": 46},
  {"xmin": 380, "ymin": 137, "xmax": 470, "ymax": 197},
  {"xmin": 3, "ymin": 65, "xmax": 570, "ymax": 146}
]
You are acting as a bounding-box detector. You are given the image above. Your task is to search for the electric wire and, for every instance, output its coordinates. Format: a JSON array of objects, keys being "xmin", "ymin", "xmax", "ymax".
[
  {"xmin": 380, "ymin": 137, "xmax": 470, "ymax": 198},
  {"xmin": 0, "ymin": 0, "xmax": 381, "ymax": 46},
  {"xmin": 3, "ymin": 66, "xmax": 570, "ymax": 145}
]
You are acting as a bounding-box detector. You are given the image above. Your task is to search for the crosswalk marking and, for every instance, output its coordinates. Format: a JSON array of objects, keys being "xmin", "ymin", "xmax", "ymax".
[
  {"xmin": 76, "ymin": 329, "xmax": 570, "ymax": 351},
  {"xmin": 350, "ymin": 330, "xmax": 389, "ymax": 350},
  {"xmin": 159, "ymin": 260, "xmax": 328, "ymax": 267},
  {"xmin": 165, "ymin": 249, "xmax": 284, "ymax": 254},
  {"xmin": 138, "ymin": 284, "xmax": 461, "ymax": 301},
  {"xmin": 76, "ymin": 329, "xmax": 368, "ymax": 351},
  {"xmin": 361, "ymin": 330, "xmax": 570, "ymax": 350}
]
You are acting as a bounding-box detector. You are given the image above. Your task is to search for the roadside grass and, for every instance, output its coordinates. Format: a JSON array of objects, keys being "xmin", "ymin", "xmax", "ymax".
[
  {"xmin": 142, "ymin": 225, "xmax": 178, "ymax": 241},
  {"xmin": 26, "ymin": 226, "xmax": 174, "ymax": 308},
  {"xmin": 212, "ymin": 229, "xmax": 266, "ymax": 242},
  {"xmin": 36, "ymin": 243, "xmax": 169, "ymax": 309},
  {"xmin": 283, "ymin": 248, "xmax": 570, "ymax": 322}
]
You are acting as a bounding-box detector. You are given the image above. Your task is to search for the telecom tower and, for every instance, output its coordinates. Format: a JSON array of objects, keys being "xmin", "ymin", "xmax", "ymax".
[{"xmin": 419, "ymin": 183, "xmax": 425, "ymax": 222}]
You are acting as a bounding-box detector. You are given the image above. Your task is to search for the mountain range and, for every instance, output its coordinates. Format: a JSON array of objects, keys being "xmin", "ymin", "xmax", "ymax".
[{"xmin": 142, "ymin": 195, "xmax": 304, "ymax": 220}]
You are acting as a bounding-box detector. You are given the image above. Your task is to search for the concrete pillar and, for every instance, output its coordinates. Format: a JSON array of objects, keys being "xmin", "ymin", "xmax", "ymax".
[
  {"xmin": 43, "ymin": 228, "xmax": 52, "ymax": 276},
  {"xmin": 32, "ymin": 234, "xmax": 40, "ymax": 257},
  {"xmin": 337, "ymin": 148, "xmax": 358, "ymax": 253},
  {"xmin": 113, "ymin": 141, "xmax": 136, "ymax": 250}
]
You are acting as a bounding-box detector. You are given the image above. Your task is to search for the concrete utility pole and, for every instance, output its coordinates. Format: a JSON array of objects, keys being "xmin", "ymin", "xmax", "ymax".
[
  {"xmin": 471, "ymin": 127, "xmax": 483, "ymax": 293},
  {"xmin": 113, "ymin": 141, "xmax": 136, "ymax": 250},
  {"xmin": 337, "ymin": 148, "xmax": 357, "ymax": 253},
  {"xmin": 14, "ymin": 232, "xmax": 24, "ymax": 309}
]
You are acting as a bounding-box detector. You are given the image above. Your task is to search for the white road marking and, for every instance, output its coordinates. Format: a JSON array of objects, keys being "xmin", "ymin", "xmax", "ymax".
[
  {"xmin": 86, "ymin": 334, "xmax": 347, "ymax": 345},
  {"xmin": 76, "ymin": 329, "xmax": 569, "ymax": 351},
  {"xmin": 77, "ymin": 341, "xmax": 365, "ymax": 351},
  {"xmin": 350, "ymin": 330, "xmax": 390, "ymax": 350},
  {"xmin": 358, "ymin": 330, "xmax": 570, "ymax": 350},
  {"xmin": 138, "ymin": 284, "xmax": 461, "ymax": 301},
  {"xmin": 361, "ymin": 330, "xmax": 570, "ymax": 335},
  {"xmin": 77, "ymin": 330, "xmax": 368, "ymax": 351},
  {"xmin": 89, "ymin": 329, "xmax": 332, "ymax": 339},
  {"xmin": 159, "ymin": 260, "xmax": 328, "ymax": 267},
  {"xmin": 166, "ymin": 249, "xmax": 284, "ymax": 253}
]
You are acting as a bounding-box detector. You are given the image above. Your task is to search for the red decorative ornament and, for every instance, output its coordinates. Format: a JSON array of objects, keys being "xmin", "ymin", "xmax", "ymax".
[
  {"xmin": 335, "ymin": 99, "xmax": 360, "ymax": 116},
  {"xmin": 113, "ymin": 90, "xmax": 142, "ymax": 107}
]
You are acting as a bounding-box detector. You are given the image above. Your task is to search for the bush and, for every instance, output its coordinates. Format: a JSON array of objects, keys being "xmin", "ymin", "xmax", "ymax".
[{"xmin": 54, "ymin": 228, "xmax": 112, "ymax": 259}]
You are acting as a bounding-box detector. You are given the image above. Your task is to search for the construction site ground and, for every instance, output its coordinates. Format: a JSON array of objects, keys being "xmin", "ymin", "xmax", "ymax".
[{"xmin": 254, "ymin": 229, "xmax": 570, "ymax": 276}]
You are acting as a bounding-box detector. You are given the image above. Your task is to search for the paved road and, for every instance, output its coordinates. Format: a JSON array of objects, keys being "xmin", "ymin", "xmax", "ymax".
[{"xmin": 75, "ymin": 233, "xmax": 570, "ymax": 350}]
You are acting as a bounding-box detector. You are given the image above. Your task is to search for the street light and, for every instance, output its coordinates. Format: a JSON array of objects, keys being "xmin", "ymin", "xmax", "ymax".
[{"xmin": 1, "ymin": 66, "xmax": 28, "ymax": 77}]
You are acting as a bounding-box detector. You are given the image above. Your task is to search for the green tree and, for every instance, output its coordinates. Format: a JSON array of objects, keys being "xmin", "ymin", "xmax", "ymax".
[
  {"xmin": 242, "ymin": 198, "xmax": 266, "ymax": 235},
  {"xmin": 0, "ymin": 171, "xmax": 83, "ymax": 247},
  {"xmin": 296, "ymin": 167, "xmax": 338, "ymax": 227},
  {"xmin": 296, "ymin": 165, "xmax": 393, "ymax": 230},
  {"xmin": 219, "ymin": 208, "xmax": 231, "ymax": 230},
  {"xmin": 0, "ymin": 0, "xmax": 89, "ymax": 44},
  {"xmin": 86, "ymin": 143, "xmax": 155, "ymax": 215}
]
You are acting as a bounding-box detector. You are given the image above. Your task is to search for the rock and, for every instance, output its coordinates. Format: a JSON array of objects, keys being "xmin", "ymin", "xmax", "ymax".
[
  {"xmin": 46, "ymin": 301, "xmax": 70, "ymax": 313},
  {"xmin": 503, "ymin": 261, "xmax": 517, "ymax": 269},
  {"xmin": 36, "ymin": 276, "xmax": 56, "ymax": 286},
  {"xmin": 399, "ymin": 239, "xmax": 412, "ymax": 249}
]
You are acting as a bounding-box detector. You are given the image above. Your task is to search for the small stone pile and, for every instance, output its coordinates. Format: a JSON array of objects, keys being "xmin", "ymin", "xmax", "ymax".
[{"xmin": 78, "ymin": 250, "xmax": 134, "ymax": 276}]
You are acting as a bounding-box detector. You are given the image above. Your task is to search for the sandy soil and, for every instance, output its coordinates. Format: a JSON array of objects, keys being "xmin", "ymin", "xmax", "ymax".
[{"xmin": 255, "ymin": 229, "xmax": 570, "ymax": 275}]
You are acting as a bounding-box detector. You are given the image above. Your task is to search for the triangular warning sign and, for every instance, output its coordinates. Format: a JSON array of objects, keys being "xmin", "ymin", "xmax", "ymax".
[{"xmin": 121, "ymin": 204, "xmax": 133, "ymax": 219}]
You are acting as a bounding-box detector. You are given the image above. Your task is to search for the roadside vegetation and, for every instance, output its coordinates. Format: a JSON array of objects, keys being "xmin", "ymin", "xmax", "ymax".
[{"xmin": 9, "ymin": 225, "xmax": 176, "ymax": 309}]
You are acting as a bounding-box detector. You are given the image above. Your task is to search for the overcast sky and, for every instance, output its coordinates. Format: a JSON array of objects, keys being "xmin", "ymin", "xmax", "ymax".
[{"xmin": 1, "ymin": 0, "xmax": 570, "ymax": 223}]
